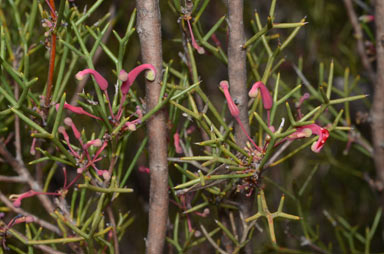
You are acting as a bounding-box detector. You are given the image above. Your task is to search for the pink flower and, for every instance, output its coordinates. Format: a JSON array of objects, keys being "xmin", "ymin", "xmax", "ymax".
[
  {"xmin": 186, "ymin": 18, "xmax": 205, "ymax": 54},
  {"xmin": 76, "ymin": 69, "xmax": 108, "ymax": 90},
  {"xmin": 56, "ymin": 103, "xmax": 102, "ymax": 120},
  {"xmin": 64, "ymin": 117, "xmax": 81, "ymax": 141},
  {"xmin": 249, "ymin": 81, "xmax": 273, "ymax": 125},
  {"xmin": 139, "ymin": 166, "xmax": 150, "ymax": 174},
  {"xmin": 220, "ymin": 81, "xmax": 261, "ymax": 152},
  {"xmin": 220, "ymin": 81, "xmax": 240, "ymax": 118},
  {"xmin": 119, "ymin": 64, "xmax": 156, "ymax": 95},
  {"xmin": 359, "ymin": 15, "xmax": 374, "ymax": 23},
  {"xmin": 248, "ymin": 81, "xmax": 273, "ymax": 110},
  {"xmin": 174, "ymin": 132, "xmax": 183, "ymax": 154},
  {"xmin": 9, "ymin": 190, "xmax": 60, "ymax": 208},
  {"xmin": 289, "ymin": 124, "xmax": 329, "ymax": 153},
  {"xmin": 76, "ymin": 69, "xmax": 114, "ymax": 119},
  {"xmin": 117, "ymin": 64, "xmax": 156, "ymax": 120}
]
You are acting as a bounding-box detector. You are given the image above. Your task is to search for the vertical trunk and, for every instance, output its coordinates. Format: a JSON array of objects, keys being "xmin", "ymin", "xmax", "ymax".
[
  {"xmin": 374, "ymin": 2, "xmax": 384, "ymax": 185},
  {"xmin": 227, "ymin": 1, "xmax": 253, "ymax": 253},
  {"xmin": 228, "ymin": 0, "xmax": 249, "ymax": 148},
  {"xmin": 136, "ymin": 1, "xmax": 169, "ymax": 253}
]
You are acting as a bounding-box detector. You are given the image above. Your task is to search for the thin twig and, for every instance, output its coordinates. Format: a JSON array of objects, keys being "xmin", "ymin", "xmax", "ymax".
[
  {"xmin": 373, "ymin": 1, "xmax": 384, "ymax": 185},
  {"xmin": 0, "ymin": 141, "xmax": 55, "ymax": 213},
  {"xmin": 343, "ymin": 0, "xmax": 375, "ymax": 83},
  {"xmin": 265, "ymin": 140, "xmax": 292, "ymax": 168},
  {"xmin": 200, "ymin": 224, "xmax": 228, "ymax": 254},
  {"xmin": 136, "ymin": 1, "xmax": 168, "ymax": 253},
  {"xmin": 107, "ymin": 206, "xmax": 120, "ymax": 254},
  {"xmin": 0, "ymin": 175, "xmax": 26, "ymax": 182}
]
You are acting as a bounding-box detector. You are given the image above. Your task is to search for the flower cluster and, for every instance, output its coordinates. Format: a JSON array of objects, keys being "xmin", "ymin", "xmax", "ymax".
[
  {"xmin": 221, "ymin": 80, "xmax": 329, "ymax": 155},
  {"xmin": 15, "ymin": 65, "xmax": 156, "ymax": 207}
]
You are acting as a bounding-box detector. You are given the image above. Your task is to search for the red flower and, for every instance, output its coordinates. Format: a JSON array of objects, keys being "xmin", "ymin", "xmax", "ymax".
[{"xmin": 289, "ymin": 124, "xmax": 329, "ymax": 153}]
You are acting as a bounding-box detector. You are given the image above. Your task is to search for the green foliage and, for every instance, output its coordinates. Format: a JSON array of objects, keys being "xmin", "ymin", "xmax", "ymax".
[{"xmin": 0, "ymin": 0, "xmax": 381, "ymax": 253}]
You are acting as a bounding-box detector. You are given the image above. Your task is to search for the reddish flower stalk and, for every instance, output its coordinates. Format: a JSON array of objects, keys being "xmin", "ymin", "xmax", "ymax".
[
  {"xmin": 220, "ymin": 81, "xmax": 262, "ymax": 152},
  {"xmin": 295, "ymin": 93, "xmax": 310, "ymax": 119},
  {"xmin": 64, "ymin": 117, "xmax": 82, "ymax": 144},
  {"xmin": 76, "ymin": 69, "xmax": 114, "ymax": 119},
  {"xmin": 58, "ymin": 126, "xmax": 80, "ymax": 158},
  {"xmin": 249, "ymin": 81, "xmax": 273, "ymax": 125},
  {"xmin": 186, "ymin": 18, "xmax": 205, "ymax": 54},
  {"xmin": 117, "ymin": 64, "xmax": 156, "ymax": 120},
  {"xmin": 211, "ymin": 33, "xmax": 222, "ymax": 48}
]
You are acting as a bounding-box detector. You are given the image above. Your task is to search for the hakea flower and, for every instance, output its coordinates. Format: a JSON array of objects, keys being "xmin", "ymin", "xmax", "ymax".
[
  {"xmin": 8, "ymin": 215, "xmax": 35, "ymax": 228},
  {"xmin": 64, "ymin": 117, "xmax": 82, "ymax": 142},
  {"xmin": 8, "ymin": 168, "xmax": 75, "ymax": 208},
  {"xmin": 186, "ymin": 18, "xmax": 205, "ymax": 54},
  {"xmin": 220, "ymin": 81, "xmax": 262, "ymax": 152},
  {"xmin": 249, "ymin": 81, "xmax": 273, "ymax": 125},
  {"xmin": 75, "ymin": 69, "xmax": 114, "ymax": 119},
  {"xmin": 289, "ymin": 124, "xmax": 330, "ymax": 153},
  {"xmin": 138, "ymin": 166, "xmax": 150, "ymax": 174},
  {"xmin": 119, "ymin": 64, "xmax": 156, "ymax": 94},
  {"xmin": 96, "ymin": 170, "xmax": 111, "ymax": 181},
  {"xmin": 117, "ymin": 64, "xmax": 156, "ymax": 120},
  {"xmin": 173, "ymin": 132, "xmax": 183, "ymax": 154},
  {"xmin": 10, "ymin": 190, "xmax": 60, "ymax": 208},
  {"xmin": 56, "ymin": 103, "xmax": 101, "ymax": 120},
  {"xmin": 359, "ymin": 15, "xmax": 374, "ymax": 23},
  {"xmin": 82, "ymin": 138, "xmax": 102, "ymax": 150}
]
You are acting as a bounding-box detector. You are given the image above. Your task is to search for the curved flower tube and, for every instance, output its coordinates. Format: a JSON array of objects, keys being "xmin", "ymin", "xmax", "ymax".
[
  {"xmin": 56, "ymin": 103, "xmax": 102, "ymax": 120},
  {"xmin": 249, "ymin": 81, "xmax": 273, "ymax": 125},
  {"xmin": 76, "ymin": 69, "xmax": 108, "ymax": 90},
  {"xmin": 289, "ymin": 124, "xmax": 330, "ymax": 153},
  {"xmin": 75, "ymin": 69, "xmax": 114, "ymax": 119},
  {"xmin": 220, "ymin": 80, "xmax": 261, "ymax": 152},
  {"xmin": 117, "ymin": 64, "xmax": 156, "ymax": 120}
]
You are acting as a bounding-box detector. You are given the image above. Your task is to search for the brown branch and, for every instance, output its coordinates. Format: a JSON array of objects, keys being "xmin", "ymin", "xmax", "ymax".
[
  {"xmin": 136, "ymin": 1, "xmax": 168, "ymax": 253},
  {"xmin": 228, "ymin": 0, "xmax": 249, "ymax": 149},
  {"xmin": 44, "ymin": 0, "xmax": 57, "ymax": 108},
  {"xmin": 0, "ymin": 175, "xmax": 26, "ymax": 182},
  {"xmin": 227, "ymin": 2, "xmax": 253, "ymax": 254},
  {"xmin": 373, "ymin": 1, "xmax": 384, "ymax": 185},
  {"xmin": 0, "ymin": 141, "xmax": 55, "ymax": 214},
  {"xmin": 107, "ymin": 206, "xmax": 119, "ymax": 254},
  {"xmin": 343, "ymin": 0, "xmax": 375, "ymax": 83}
]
